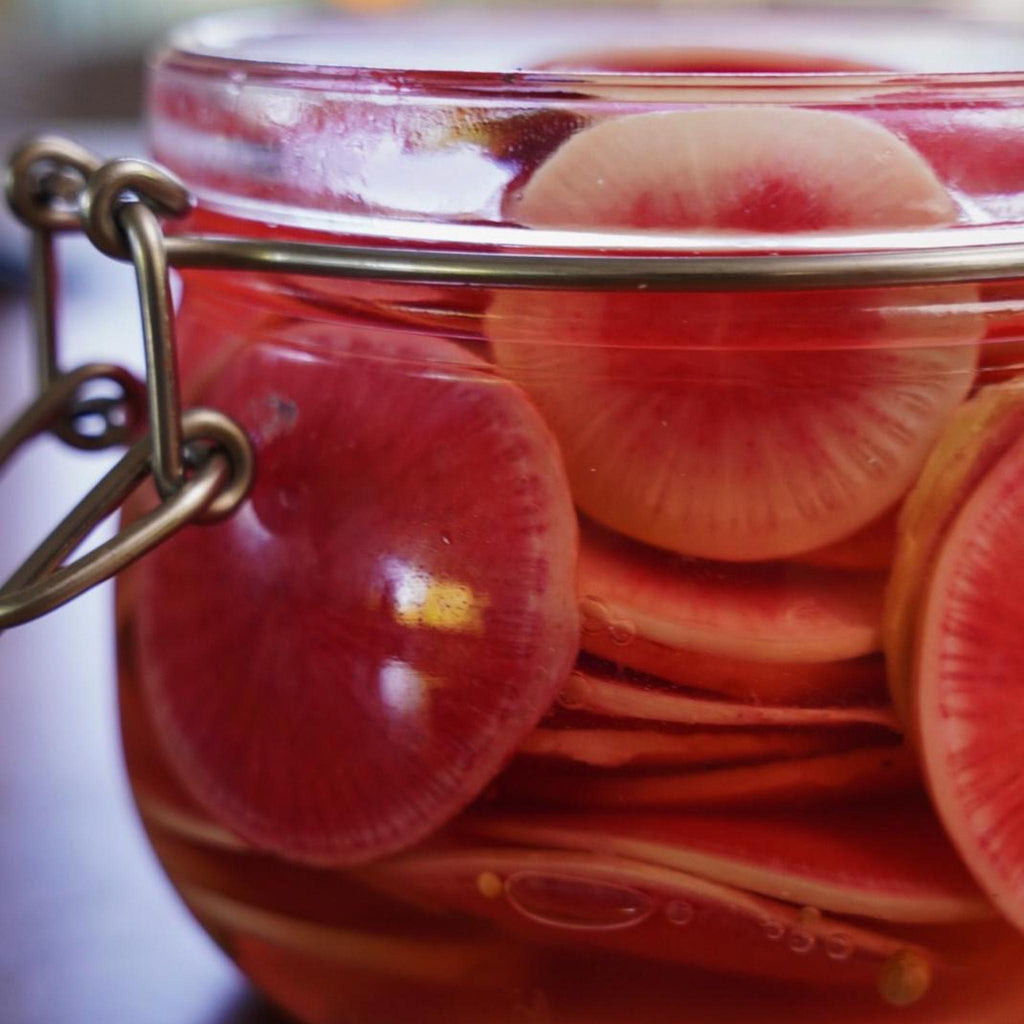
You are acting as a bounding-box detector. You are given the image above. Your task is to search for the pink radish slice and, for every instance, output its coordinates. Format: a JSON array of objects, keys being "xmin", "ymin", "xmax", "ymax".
[
  {"xmin": 131, "ymin": 325, "xmax": 579, "ymax": 867},
  {"xmin": 466, "ymin": 801, "xmax": 991, "ymax": 924},
  {"xmin": 489, "ymin": 107, "xmax": 980, "ymax": 562},
  {"xmin": 583, "ymin": 641, "xmax": 889, "ymax": 708},
  {"xmin": 518, "ymin": 723, "xmax": 884, "ymax": 770},
  {"xmin": 561, "ymin": 668, "xmax": 900, "ymax": 731},
  {"xmin": 915, "ymin": 429, "xmax": 1024, "ymax": 937},
  {"xmin": 500, "ymin": 746, "xmax": 919, "ymax": 810},
  {"xmin": 360, "ymin": 846, "xmax": 935, "ymax": 996},
  {"xmin": 884, "ymin": 377, "xmax": 1024, "ymax": 725},
  {"xmin": 578, "ymin": 520, "xmax": 885, "ymax": 661}
]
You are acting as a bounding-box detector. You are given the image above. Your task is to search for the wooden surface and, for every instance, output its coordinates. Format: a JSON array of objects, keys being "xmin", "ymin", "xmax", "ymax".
[{"xmin": 0, "ymin": 126, "xmax": 286, "ymax": 1024}]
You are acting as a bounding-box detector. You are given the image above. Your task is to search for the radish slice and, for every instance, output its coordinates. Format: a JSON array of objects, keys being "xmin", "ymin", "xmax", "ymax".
[
  {"xmin": 561, "ymin": 668, "xmax": 900, "ymax": 730},
  {"xmin": 467, "ymin": 801, "xmax": 991, "ymax": 924},
  {"xmin": 885, "ymin": 378, "xmax": 1024, "ymax": 724},
  {"xmin": 490, "ymin": 107, "xmax": 980, "ymax": 562},
  {"xmin": 519, "ymin": 723, "xmax": 881, "ymax": 770},
  {"xmin": 915, "ymin": 429, "xmax": 1024, "ymax": 938},
  {"xmin": 361, "ymin": 845, "xmax": 936, "ymax": 997},
  {"xmin": 502, "ymin": 746, "xmax": 919, "ymax": 810},
  {"xmin": 131, "ymin": 326, "xmax": 579, "ymax": 867}
]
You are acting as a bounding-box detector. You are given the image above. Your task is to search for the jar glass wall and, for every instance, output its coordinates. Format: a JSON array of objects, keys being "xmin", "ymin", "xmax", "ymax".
[{"xmin": 120, "ymin": 7, "xmax": 1024, "ymax": 1023}]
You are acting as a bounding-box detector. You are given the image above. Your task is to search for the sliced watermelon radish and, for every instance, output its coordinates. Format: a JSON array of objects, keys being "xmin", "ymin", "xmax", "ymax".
[
  {"xmin": 914, "ymin": 428, "xmax": 1024, "ymax": 937},
  {"xmin": 577, "ymin": 521, "xmax": 890, "ymax": 704},
  {"xmin": 582, "ymin": 643, "xmax": 890, "ymax": 709},
  {"xmin": 182, "ymin": 883, "xmax": 521, "ymax": 986},
  {"xmin": 884, "ymin": 378, "xmax": 1024, "ymax": 724},
  {"xmin": 578, "ymin": 522, "xmax": 885, "ymax": 664},
  {"xmin": 465, "ymin": 801, "xmax": 990, "ymax": 924},
  {"xmin": 560, "ymin": 667, "xmax": 899, "ymax": 730},
  {"xmin": 360, "ymin": 845, "xmax": 936, "ymax": 995},
  {"xmin": 518, "ymin": 723, "xmax": 882, "ymax": 770},
  {"xmin": 501, "ymin": 745, "xmax": 919, "ymax": 810},
  {"xmin": 489, "ymin": 107, "xmax": 980, "ymax": 562},
  {"xmin": 131, "ymin": 324, "xmax": 579, "ymax": 866}
]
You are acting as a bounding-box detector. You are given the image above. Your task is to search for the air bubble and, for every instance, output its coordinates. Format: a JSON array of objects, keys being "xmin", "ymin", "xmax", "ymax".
[
  {"xmin": 664, "ymin": 900, "xmax": 694, "ymax": 926},
  {"xmin": 878, "ymin": 949, "xmax": 932, "ymax": 1007},
  {"xmin": 580, "ymin": 596, "xmax": 610, "ymax": 634},
  {"xmin": 787, "ymin": 929, "xmax": 816, "ymax": 955},
  {"xmin": 505, "ymin": 872, "xmax": 655, "ymax": 932},
  {"xmin": 761, "ymin": 918, "xmax": 786, "ymax": 942},
  {"xmin": 608, "ymin": 619, "xmax": 637, "ymax": 646},
  {"xmin": 476, "ymin": 871, "xmax": 504, "ymax": 900},
  {"xmin": 824, "ymin": 933, "xmax": 854, "ymax": 961},
  {"xmin": 798, "ymin": 906, "xmax": 822, "ymax": 927}
]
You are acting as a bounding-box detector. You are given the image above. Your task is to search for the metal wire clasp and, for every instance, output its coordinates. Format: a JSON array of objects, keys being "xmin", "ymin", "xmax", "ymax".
[{"xmin": 1, "ymin": 136, "xmax": 253, "ymax": 630}]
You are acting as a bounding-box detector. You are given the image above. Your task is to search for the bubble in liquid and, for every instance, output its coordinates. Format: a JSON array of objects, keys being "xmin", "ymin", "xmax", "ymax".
[
  {"xmin": 798, "ymin": 906, "xmax": 822, "ymax": 927},
  {"xmin": 505, "ymin": 871, "xmax": 655, "ymax": 932},
  {"xmin": 477, "ymin": 871, "xmax": 504, "ymax": 900},
  {"xmin": 878, "ymin": 949, "xmax": 932, "ymax": 1007},
  {"xmin": 580, "ymin": 596, "xmax": 610, "ymax": 635},
  {"xmin": 664, "ymin": 900, "xmax": 695, "ymax": 926},
  {"xmin": 557, "ymin": 670, "xmax": 587, "ymax": 710},
  {"xmin": 608, "ymin": 618, "xmax": 637, "ymax": 646},
  {"xmin": 761, "ymin": 918, "xmax": 786, "ymax": 942},
  {"xmin": 824, "ymin": 933, "xmax": 854, "ymax": 961},
  {"xmin": 787, "ymin": 929, "xmax": 817, "ymax": 955}
]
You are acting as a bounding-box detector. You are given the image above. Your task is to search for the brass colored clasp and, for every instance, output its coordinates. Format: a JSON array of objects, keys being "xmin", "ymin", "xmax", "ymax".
[{"xmin": 1, "ymin": 135, "xmax": 253, "ymax": 631}]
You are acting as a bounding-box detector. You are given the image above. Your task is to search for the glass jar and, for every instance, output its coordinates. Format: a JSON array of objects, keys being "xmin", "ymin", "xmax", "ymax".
[{"xmin": 118, "ymin": 6, "xmax": 1024, "ymax": 1023}]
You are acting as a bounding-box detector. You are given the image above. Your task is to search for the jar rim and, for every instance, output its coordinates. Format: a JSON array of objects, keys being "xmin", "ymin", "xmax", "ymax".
[
  {"xmin": 154, "ymin": 4, "xmax": 1024, "ymax": 94},
  {"xmin": 148, "ymin": 4, "xmax": 1024, "ymax": 252}
]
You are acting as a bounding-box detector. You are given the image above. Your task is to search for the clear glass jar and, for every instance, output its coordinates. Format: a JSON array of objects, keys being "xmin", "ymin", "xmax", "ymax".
[{"xmin": 119, "ymin": 6, "xmax": 1024, "ymax": 1023}]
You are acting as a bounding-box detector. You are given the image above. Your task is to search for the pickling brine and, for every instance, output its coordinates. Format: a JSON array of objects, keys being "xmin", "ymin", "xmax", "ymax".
[{"xmin": 120, "ymin": 7, "xmax": 1024, "ymax": 1023}]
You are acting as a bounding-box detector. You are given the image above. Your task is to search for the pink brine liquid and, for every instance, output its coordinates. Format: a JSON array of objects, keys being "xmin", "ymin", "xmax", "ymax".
[{"xmin": 119, "ymin": 16, "xmax": 1024, "ymax": 1024}]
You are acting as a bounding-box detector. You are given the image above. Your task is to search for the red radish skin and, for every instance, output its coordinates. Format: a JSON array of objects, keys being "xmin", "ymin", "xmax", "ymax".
[
  {"xmin": 490, "ymin": 107, "xmax": 980, "ymax": 562},
  {"xmin": 131, "ymin": 325, "xmax": 579, "ymax": 866},
  {"xmin": 915, "ymin": 429, "xmax": 1024, "ymax": 937},
  {"xmin": 466, "ymin": 801, "xmax": 991, "ymax": 924}
]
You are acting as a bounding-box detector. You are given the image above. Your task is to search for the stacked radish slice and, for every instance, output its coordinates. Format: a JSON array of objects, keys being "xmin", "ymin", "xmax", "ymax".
[{"xmin": 428, "ymin": 105, "xmax": 1003, "ymax": 1007}]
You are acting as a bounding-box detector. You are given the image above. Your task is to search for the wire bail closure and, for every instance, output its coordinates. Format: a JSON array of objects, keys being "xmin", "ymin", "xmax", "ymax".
[{"xmin": 1, "ymin": 135, "xmax": 253, "ymax": 631}]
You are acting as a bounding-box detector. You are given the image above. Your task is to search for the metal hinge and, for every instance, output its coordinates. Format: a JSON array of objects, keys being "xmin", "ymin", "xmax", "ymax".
[{"xmin": 0, "ymin": 135, "xmax": 253, "ymax": 630}]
